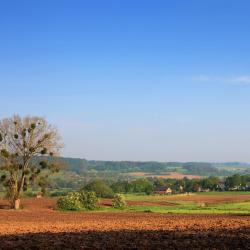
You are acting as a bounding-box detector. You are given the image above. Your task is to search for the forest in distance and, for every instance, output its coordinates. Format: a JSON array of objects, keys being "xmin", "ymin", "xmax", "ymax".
[
  {"xmin": 33, "ymin": 157, "xmax": 250, "ymax": 191},
  {"xmin": 62, "ymin": 157, "xmax": 250, "ymax": 176}
]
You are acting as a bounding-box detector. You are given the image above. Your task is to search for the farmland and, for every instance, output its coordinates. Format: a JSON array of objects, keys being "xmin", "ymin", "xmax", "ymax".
[
  {"xmin": 100, "ymin": 192, "xmax": 250, "ymax": 214},
  {"xmin": 128, "ymin": 171, "xmax": 201, "ymax": 179},
  {"xmin": 0, "ymin": 193, "xmax": 250, "ymax": 249}
]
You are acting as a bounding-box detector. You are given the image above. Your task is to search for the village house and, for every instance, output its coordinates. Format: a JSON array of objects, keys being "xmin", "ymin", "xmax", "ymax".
[
  {"xmin": 197, "ymin": 187, "xmax": 210, "ymax": 192},
  {"xmin": 154, "ymin": 186, "xmax": 172, "ymax": 195},
  {"xmin": 171, "ymin": 184, "xmax": 184, "ymax": 193},
  {"xmin": 215, "ymin": 179, "xmax": 226, "ymax": 191}
]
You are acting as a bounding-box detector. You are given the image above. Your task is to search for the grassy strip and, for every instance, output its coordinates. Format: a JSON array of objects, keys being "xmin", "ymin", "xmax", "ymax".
[
  {"xmin": 123, "ymin": 192, "xmax": 250, "ymax": 201},
  {"xmin": 196, "ymin": 191, "xmax": 250, "ymax": 196},
  {"xmin": 126, "ymin": 200, "xmax": 250, "ymax": 214}
]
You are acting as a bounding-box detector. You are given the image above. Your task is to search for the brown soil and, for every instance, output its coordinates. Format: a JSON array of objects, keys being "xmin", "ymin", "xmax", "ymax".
[
  {"xmin": 0, "ymin": 198, "xmax": 249, "ymax": 249},
  {"xmin": 128, "ymin": 172, "xmax": 146, "ymax": 177},
  {"xmin": 128, "ymin": 171, "xmax": 201, "ymax": 179}
]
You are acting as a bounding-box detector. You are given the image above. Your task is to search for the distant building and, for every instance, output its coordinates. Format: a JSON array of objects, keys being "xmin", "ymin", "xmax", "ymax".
[
  {"xmin": 198, "ymin": 187, "xmax": 210, "ymax": 192},
  {"xmin": 229, "ymin": 186, "xmax": 240, "ymax": 191},
  {"xmin": 154, "ymin": 186, "xmax": 172, "ymax": 195},
  {"xmin": 172, "ymin": 185, "xmax": 184, "ymax": 193},
  {"xmin": 217, "ymin": 179, "xmax": 226, "ymax": 191},
  {"xmin": 202, "ymin": 188, "xmax": 210, "ymax": 192}
]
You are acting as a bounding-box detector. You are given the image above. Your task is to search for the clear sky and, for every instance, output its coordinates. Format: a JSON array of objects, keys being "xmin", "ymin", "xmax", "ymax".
[{"xmin": 1, "ymin": 0, "xmax": 250, "ymax": 162}]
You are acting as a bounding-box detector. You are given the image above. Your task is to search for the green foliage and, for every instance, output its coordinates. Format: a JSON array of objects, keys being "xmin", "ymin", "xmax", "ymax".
[
  {"xmin": 87, "ymin": 160, "xmax": 181, "ymax": 173},
  {"xmin": 57, "ymin": 192, "xmax": 82, "ymax": 211},
  {"xmin": 200, "ymin": 176, "xmax": 220, "ymax": 190},
  {"xmin": 0, "ymin": 149, "xmax": 9, "ymax": 158},
  {"xmin": 49, "ymin": 189, "xmax": 71, "ymax": 197},
  {"xmin": 79, "ymin": 191, "xmax": 99, "ymax": 210},
  {"xmin": 0, "ymin": 174, "xmax": 6, "ymax": 181},
  {"xmin": 56, "ymin": 157, "xmax": 88, "ymax": 176},
  {"xmin": 30, "ymin": 123, "xmax": 36, "ymax": 130},
  {"xmin": 23, "ymin": 190, "xmax": 37, "ymax": 198},
  {"xmin": 57, "ymin": 190, "xmax": 98, "ymax": 211},
  {"xmin": 130, "ymin": 179, "xmax": 154, "ymax": 193},
  {"xmin": 225, "ymin": 174, "xmax": 250, "ymax": 190},
  {"xmin": 182, "ymin": 162, "xmax": 230, "ymax": 176},
  {"xmin": 41, "ymin": 148, "xmax": 47, "ymax": 155},
  {"xmin": 111, "ymin": 179, "xmax": 154, "ymax": 194},
  {"xmin": 112, "ymin": 194, "xmax": 126, "ymax": 209},
  {"xmin": 83, "ymin": 180, "xmax": 114, "ymax": 198},
  {"xmin": 39, "ymin": 161, "xmax": 48, "ymax": 169}
]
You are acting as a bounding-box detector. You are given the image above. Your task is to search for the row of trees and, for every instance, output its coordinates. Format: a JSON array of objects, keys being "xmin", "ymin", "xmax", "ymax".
[
  {"xmin": 108, "ymin": 177, "xmax": 221, "ymax": 194},
  {"xmin": 82, "ymin": 174, "xmax": 250, "ymax": 197},
  {"xmin": 82, "ymin": 179, "xmax": 155, "ymax": 198},
  {"xmin": 225, "ymin": 174, "xmax": 250, "ymax": 190}
]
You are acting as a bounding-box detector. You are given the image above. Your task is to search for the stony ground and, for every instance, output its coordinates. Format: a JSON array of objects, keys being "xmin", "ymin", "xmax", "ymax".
[{"xmin": 0, "ymin": 198, "xmax": 249, "ymax": 249}]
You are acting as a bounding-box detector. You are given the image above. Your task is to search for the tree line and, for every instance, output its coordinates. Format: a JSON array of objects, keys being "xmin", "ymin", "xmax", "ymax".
[{"xmin": 81, "ymin": 174, "xmax": 250, "ymax": 198}]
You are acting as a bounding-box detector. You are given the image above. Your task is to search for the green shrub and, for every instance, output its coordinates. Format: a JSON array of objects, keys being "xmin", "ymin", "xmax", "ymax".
[
  {"xmin": 57, "ymin": 191, "xmax": 98, "ymax": 211},
  {"xmin": 57, "ymin": 192, "xmax": 83, "ymax": 211},
  {"xmin": 79, "ymin": 191, "xmax": 98, "ymax": 210},
  {"xmin": 112, "ymin": 194, "xmax": 126, "ymax": 209}
]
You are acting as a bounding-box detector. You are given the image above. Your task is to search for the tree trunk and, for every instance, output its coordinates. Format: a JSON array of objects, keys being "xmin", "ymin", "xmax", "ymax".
[{"xmin": 14, "ymin": 199, "xmax": 21, "ymax": 210}]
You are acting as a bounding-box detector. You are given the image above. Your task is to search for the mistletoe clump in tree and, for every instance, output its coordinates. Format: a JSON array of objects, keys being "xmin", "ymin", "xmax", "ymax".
[{"xmin": 0, "ymin": 115, "xmax": 62, "ymax": 209}]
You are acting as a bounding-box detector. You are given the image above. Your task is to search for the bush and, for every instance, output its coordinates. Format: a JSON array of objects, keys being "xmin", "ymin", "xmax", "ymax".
[
  {"xmin": 57, "ymin": 191, "xmax": 98, "ymax": 211},
  {"xmin": 79, "ymin": 191, "xmax": 98, "ymax": 210},
  {"xmin": 57, "ymin": 192, "xmax": 83, "ymax": 211},
  {"xmin": 112, "ymin": 194, "xmax": 126, "ymax": 209}
]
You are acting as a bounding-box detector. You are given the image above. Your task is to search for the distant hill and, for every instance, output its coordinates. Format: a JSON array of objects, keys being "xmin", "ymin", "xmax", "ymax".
[
  {"xmin": 213, "ymin": 162, "xmax": 250, "ymax": 167},
  {"xmin": 58, "ymin": 157, "xmax": 250, "ymax": 177}
]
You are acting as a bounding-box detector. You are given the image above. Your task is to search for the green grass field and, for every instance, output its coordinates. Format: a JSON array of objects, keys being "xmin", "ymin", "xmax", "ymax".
[
  {"xmin": 107, "ymin": 192, "xmax": 250, "ymax": 214},
  {"xmin": 124, "ymin": 191, "xmax": 250, "ymax": 200},
  {"xmin": 96, "ymin": 200, "xmax": 250, "ymax": 214},
  {"xmin": 196, "ymin": 191, "xmax": 250, "ymax": 196},
  {"xmin": 126, "ymin": 201, "xmax": 250, "ymax": 214}
]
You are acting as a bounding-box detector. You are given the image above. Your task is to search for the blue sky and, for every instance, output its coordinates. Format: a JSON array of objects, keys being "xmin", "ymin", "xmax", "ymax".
[{"xmin": 1, "ymin": 0, "xmax": 250, "ymax": 161}]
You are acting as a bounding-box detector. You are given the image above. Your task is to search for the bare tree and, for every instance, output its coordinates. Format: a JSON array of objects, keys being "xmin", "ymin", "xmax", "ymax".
[{"xmin": 0, "ymin": 115, "xmax": 63, "ymax": 209}]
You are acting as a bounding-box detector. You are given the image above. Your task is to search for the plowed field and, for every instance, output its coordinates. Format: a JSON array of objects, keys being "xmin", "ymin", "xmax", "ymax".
[{"xmin": 0, "ymin": 198, "xmax": 250, "ymax": 249}]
